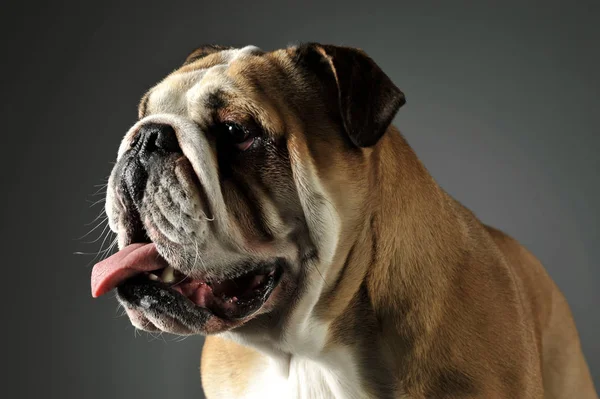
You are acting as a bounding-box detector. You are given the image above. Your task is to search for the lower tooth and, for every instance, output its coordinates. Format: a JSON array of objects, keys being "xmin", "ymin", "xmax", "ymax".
[
  {"xmin": 161, "ymin": 266, "xmax": 176, "ymax": 283},
  {"xmin": 148, "ymin": 273, "xmax": 159, "ymax": 281}
]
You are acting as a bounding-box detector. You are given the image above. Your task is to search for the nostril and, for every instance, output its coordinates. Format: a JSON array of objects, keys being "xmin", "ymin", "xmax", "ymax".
[
  {"xmin": 155, "ymin": 124, "xmax": 179, "ymax": 152},
  {"xmin": 134, "ymin": 122, "xmax": 181, "ymax": 156}
]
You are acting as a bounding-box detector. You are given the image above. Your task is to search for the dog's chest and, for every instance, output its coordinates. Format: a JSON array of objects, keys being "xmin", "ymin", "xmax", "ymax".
[{"xmin": 242, "ymin": 356, "xmax": 369, "ymax": 399}]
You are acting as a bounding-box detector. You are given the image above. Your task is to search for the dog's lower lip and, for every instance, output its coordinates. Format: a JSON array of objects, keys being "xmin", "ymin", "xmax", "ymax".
[{"xmin": 118, "ymin": 260, "xmax": 283, "ymax": 322}]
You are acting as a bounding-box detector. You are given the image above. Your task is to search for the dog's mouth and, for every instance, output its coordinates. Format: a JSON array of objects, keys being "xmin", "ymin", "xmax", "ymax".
[{"xmin": 91, "ymin": 243, "xmax": 283, "ymax": 327}]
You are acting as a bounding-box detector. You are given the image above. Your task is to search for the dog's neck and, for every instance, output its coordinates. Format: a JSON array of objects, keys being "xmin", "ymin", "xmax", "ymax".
[
  {"xmin": 322, "ymin": 127, "xmax": 470, "ymax": 321},
  {"xmin": 369, "ymin": 129, "xmax": 470, "ymax": 354},
  {"xmin": 308, "ymin": 128, "xmax": 479, "ymax": 395}
]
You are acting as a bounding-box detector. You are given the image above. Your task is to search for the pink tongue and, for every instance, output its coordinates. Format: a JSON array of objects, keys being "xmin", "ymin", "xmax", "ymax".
[{"xmin": 90, "ymin": 243, "xmax": 168, "ymax": 298}]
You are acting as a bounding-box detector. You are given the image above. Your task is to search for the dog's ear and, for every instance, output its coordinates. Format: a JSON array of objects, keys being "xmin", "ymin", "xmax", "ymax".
[
  {"xmin": 294, "ymin": 43, "xmax": 405, "ymax": 147},
  {"xmin": 183, "ymin": 45, "xmax": 234, "ymax": 66}
]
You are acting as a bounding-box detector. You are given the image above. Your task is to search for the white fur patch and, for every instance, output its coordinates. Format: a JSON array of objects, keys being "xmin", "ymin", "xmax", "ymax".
[
  {"xmin": 239, "ymin": 350, "xmax": 369, "ymax": 399},
  {"xmin": 278, "ymin": 130, "xmax": 342, "ymax": 356}
]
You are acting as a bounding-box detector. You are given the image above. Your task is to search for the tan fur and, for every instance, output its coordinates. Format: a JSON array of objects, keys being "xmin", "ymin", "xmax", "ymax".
[{"xmin": 201, "ymin": 336, "xmax": 267, "ymax": 398}]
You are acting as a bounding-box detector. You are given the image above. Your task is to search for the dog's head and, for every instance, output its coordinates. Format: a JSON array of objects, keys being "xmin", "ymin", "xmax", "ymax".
[{"xmin": 91, "ymin": 43, "xmax": 405, "ymax": 336}]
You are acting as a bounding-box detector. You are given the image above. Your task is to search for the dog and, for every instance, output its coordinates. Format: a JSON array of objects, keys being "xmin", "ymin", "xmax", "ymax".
[{"xmin": 91, "ymin": 43, "xmax": 597, "ymax": 398}]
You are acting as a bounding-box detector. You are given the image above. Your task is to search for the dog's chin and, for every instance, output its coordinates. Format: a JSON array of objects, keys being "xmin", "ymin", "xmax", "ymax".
[{"xmin": 115, "ymin": 256, "xmax": 285, "ymax": 335}]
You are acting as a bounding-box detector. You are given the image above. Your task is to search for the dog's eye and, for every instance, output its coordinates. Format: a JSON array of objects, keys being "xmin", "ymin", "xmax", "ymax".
[{"xmin": 225, "ymin": 123, "xmax": 255, "ymax": 151}]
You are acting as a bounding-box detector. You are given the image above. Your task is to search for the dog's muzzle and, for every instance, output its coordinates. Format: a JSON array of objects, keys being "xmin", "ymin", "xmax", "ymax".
[{"xmin": 90, "ymin": 117, "xmax": 286, "ymax": 334}]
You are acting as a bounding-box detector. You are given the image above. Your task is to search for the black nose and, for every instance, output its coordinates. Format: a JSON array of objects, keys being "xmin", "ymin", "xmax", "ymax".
[{"xmin": 131, "ymin": 122, "xmax": 181, "ymax": 156}]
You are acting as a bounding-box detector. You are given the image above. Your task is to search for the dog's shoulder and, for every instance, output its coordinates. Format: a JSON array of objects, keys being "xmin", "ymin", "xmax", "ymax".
[{"xmin": 484, "ymin": 224, "xmax": 556, "ymax": 328}]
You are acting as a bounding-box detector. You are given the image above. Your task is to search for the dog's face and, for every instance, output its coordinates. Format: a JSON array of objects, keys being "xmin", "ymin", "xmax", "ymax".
[{"xmin": 92, "ymin": 44, "xmax": 404, "ymax": 337}]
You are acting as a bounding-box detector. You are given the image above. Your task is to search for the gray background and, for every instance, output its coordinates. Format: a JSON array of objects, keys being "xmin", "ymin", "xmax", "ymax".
[{"xmin": 1, "ymin": 0, "xmax": 598, "ymax": 398}]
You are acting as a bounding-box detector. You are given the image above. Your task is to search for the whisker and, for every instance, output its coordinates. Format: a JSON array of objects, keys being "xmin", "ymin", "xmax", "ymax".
[
  {"xmin": 189, "ymin": 212, "xmax": 215, "ymax": 222},
  {"xmin": 75, "ymin": 218, "xmax": 109, "ymax": 240},
  {"xmin": 98, "ymin": 226, "xmax": 115, "ymax": 251},
  {"xmin": 83, "ymin": 222, "xmax": 112, "ymax": 244},
  {"xmin": 101, "ymin": 236, "xmax": 119, "ymax": 257},
  {"xmin": 86, "ymin": 235, "xmax": 117, "ymax": 266},
  {"xmin": 87, "ymin": 198, "xmax": 106, "ymax": 207},
  {"xmin": 84, "ymin": 210, "xmax": 108, "ymax": 226},
  {"xmin": 171, "ymin": 275, "xmax": 190, "ymax": 288},
  {"xmin": 311, "ymin": 260, "xmax": 327, "ymax": 286},
  {"xmin": 115, "ymin": 302, "xmax": 127, "ymax": 317},
  {"xmin": 192, "ymin": 236, "xmax": 207, "ymax": 271},
  {"xmin": 91, "ymin": 182, "xmax": 109, "ymax": 196}
]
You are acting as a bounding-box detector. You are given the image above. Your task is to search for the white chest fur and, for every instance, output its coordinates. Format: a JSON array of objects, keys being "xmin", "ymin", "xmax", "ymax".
[{"xmin": 241, "ymin": 353, "xmax": 370, "ymax": 399}]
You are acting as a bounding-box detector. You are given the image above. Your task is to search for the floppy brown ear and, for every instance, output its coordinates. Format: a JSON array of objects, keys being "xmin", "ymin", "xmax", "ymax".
[
  {"xmin": 183, "ymin": 45, "xmax": 234, "ymax": 66},
  {"xmin": 294, "ymin": 43, "xmax": 405, "ymax": 147}
]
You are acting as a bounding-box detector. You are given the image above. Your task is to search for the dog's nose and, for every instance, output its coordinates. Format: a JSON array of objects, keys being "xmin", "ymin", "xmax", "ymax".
[{"xmin": 132, "ymin": 122, "xmax": 181, "ymax": 156}]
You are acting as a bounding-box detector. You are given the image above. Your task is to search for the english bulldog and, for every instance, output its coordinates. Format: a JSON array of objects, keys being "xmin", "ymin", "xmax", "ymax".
[{"xmin": 91, "ymin": 43, "xmax": 597, "ymax": 398}]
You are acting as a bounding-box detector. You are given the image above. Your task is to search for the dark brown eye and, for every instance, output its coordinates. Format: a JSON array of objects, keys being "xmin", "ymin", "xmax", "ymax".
[{"xmin": 224, "ymin": 123, "xmax": 255, "ymax": 151}]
